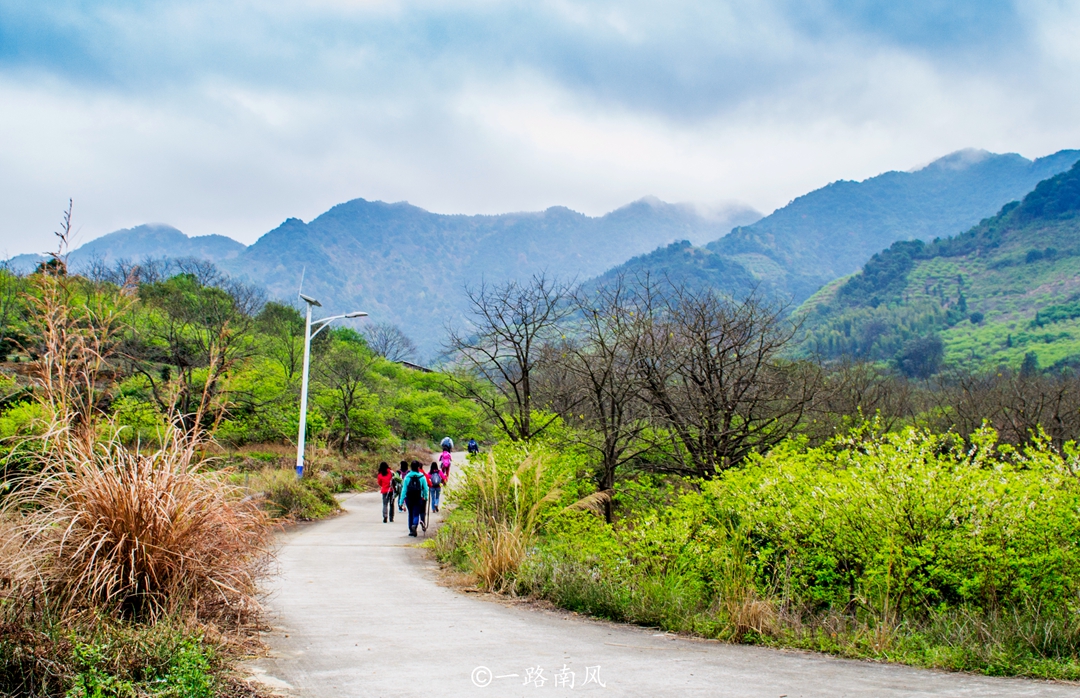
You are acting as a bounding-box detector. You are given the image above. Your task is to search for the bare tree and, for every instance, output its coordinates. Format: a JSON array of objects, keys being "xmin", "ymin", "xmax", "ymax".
[
  {"xmin": 552, "ymin": 277, "xmax": 653, "ymax": 504},
  {"xmin": 448, "ymin": 274, "xmax": 574, "ymax": 441},
  {"xmin": 363, "ymin": 322, "xmax": 417, "ymax": 363},
  {"xmin": 81, "ymin": 256, "xmax": 171, "ymax": 287},
  {"xmin": 804, "ymin": 359, "xmax": 917, "ymax": 444},
  {"xmin": 630, "ymin": 283, "xmax": 815, "ymax": 478},
  {"xmin": 930, "ymin": 369, "xmax": 1080, "ymax": 449}
]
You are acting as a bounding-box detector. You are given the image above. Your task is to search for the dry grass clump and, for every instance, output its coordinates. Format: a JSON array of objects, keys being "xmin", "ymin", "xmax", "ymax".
[
  {"xmin": 2, "ymin": 431, "xmax": 270, "ymax": 623},
  {"xmin": 467, "ymin": 452, "xmax": 564, "ymax": 593}
]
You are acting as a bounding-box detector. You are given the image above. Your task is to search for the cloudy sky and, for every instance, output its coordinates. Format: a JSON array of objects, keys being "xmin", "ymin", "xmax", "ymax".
[{"xmin": 1, "ymin": 0, "xmax": 1078, "ymax": 255}]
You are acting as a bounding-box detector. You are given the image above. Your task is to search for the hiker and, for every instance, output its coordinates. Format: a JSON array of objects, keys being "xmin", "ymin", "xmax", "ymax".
[
  {"xmin": 467, "ymin": 438, "xmax": 479, "ymax": 455},
  {"xmin": 440, "ymin": 436, "xmax": 454, "ymax": 452},
  {"xmin": 439, "ymin": 448, "xmax": 453, "ymax": 482},
  {"xmin": 398, "ymin": 461, "xmax": 429, "ymax": 537},
  {"xmin": 377, "ymin": 462, "xmax": 396, "ymax": 523},
  {"xmin": 427, "ymin": 463, "xmax": 443, "ymax": 512}
]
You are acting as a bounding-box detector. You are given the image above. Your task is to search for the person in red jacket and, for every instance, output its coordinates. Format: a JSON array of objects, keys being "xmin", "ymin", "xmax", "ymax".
[{"xmin": 377, "ymin": 462, "xmax": 396, "ymax": 523}]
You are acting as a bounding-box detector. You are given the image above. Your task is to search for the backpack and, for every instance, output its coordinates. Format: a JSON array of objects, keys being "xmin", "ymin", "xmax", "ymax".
[
  {"xmin": 440, "ymin": 437, "xmax": 453, "ymax": 449},
  {"xmin": 440, "ymin": 451, "xmax": 452, "ymax": 468},
  {"xmin": 429, "ymin": 472, "xmax": 442, "ymax": 488},
  {"xmin": 391, "ymin": 473, "xmax": 403, "ymax": 494},
  {"xmin": 405, "ymin": 474, "xmax": 424, "ymax": 500}
]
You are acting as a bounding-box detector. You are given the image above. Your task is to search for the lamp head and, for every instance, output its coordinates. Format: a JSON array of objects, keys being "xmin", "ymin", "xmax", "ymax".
[
  {"xmin": 345, "ymin": 311, "xmax": 368, "ymax": 318},
  {"xmin": 299, "ymin": 293, "xmax": 322, "ymax": 307}
]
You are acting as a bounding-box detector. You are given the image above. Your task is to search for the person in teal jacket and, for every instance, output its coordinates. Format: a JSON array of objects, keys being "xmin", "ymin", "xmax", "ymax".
[{"xmin": 398, "ymin": 461, "xmax": 429, "ymax": 537}]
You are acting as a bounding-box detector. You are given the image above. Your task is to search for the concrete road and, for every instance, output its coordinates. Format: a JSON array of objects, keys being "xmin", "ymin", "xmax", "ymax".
[{"xmin": 247, "ymin": 468, "xmax": 1079, "ymax": 697}]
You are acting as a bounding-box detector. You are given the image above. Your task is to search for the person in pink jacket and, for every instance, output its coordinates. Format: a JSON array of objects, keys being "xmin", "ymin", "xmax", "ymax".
[{"xmin": 439, "ymin": 449, "xmax": 453, "ymax": 482}]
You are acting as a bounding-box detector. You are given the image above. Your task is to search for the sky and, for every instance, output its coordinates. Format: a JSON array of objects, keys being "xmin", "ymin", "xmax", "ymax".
[{"xmin": 1, "ymin": 0, "xmax": 1079, "ymax": 256}]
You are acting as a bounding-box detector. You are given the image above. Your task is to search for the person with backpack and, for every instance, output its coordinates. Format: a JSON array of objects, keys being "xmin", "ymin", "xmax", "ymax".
[
  {"xmin": 398, "ymin": 461, "xmax": 429, "ymax": 537},
  {"xmin": 467, "ymin": 438, "xmax": 479, "ymax": 455},
  {"xmin": 439, "ymin": 449, "xmax": 453, "ymax": 482},
  {"xmin": 427, "ymin": 462, "xmax": 443, "ymax": 512},
  {"xmin": 377, "ymin": 462, "xmax": 396, "ymax": 523},
  {"xmin": 440, "ymin": 436, "xmax": 454, "ymax": 452}
]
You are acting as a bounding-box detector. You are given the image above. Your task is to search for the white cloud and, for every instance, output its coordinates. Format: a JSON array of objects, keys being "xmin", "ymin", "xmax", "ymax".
[{"xmin": 0, "ymin": 0, "xmax": 1077, "ymax": 256}]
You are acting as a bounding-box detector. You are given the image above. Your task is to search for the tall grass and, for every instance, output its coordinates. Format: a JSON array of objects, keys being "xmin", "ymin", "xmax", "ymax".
[
  {"xmin": 2, "ymin": 429, "xmax": 270, "ymax": 623},
  {"xmin": 442, "ymin": 450, "xmax": 567, "ymax": 592}
]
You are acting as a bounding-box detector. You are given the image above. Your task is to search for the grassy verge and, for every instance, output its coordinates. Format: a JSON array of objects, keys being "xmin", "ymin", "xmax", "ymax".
[
  {"xmin": 435, "ymin": 431, "xmax": 1080, "ymax": 681},
  {"xmin": 0, "ymin": 613, "xmax": 243, "ymax": 697}
]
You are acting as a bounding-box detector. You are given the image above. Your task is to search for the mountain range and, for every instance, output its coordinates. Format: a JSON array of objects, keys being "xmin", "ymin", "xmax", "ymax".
[
  {"xmin": 8, "ymin": 147, "xmax": 1079, "ymax": 363},
  {"xmin": 595, "ymin": 148, "xmax": 1080, "ymax": 304},
  {"xmin": 11, "ymin": 199, "xmax": 759, "ymax": 358}
]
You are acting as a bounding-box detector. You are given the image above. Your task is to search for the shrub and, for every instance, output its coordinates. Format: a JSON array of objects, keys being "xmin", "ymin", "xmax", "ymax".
[
  {"xmin": 0, "ymin": 614, "xmax": 221, "ymax": 697},
  {"xmin": 249, "ymin": 467, "xmax": 341, "ymax": 520},
  {"xmin": 490, "ymin": 427, "xmax": 1080, "ymax": 678}
]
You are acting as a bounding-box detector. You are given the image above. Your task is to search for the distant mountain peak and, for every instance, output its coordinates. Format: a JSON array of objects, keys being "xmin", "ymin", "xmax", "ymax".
[
  {"xmin": 64, "ymin": 223, "xmax": 246, "ymax": 267},
  {"xmin": 918, "ymin": 148, "xmax": 996, "ymax": 172}
]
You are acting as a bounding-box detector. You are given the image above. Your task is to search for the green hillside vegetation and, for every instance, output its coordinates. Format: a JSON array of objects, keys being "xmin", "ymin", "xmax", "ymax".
[
  {"xmin": 797, "ymin": 159, "xmax": 1080, "ymax": 373},
  {"xmin": 588, "ymin": 239, "xmax": 758, "ymax": 293},
  {"xmin": 0, "ymin": 260, "xmax": 489, "ymax": 489}
]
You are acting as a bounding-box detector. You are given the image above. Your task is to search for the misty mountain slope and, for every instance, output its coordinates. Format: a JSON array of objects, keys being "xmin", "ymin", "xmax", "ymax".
[
  {"xmin": 795, "ymin": 159, "xmax": 1080, "ymax": 372},
  {"xmin": 591, "ymin": 148, "xmax": 1080, "ymax": 306},
  {"xmin": 221, "ymin": 197, "xmax": 759, "ymax": 357},
  {"xmin": 75, "ymin": 224, "xmax": 247, "ymax": 264},
  {"xmin": 588, "ymin": 240, "xmax": 760, "ymax": 296},
  {"xmin": 3, "ymin": 197, "xmax": 753, "ymax": 358},
  {"xmin": 711, "ymin": 148, "xmax": 1080, "ymax": 286},
  {"xmin": 8, "ymin": 224, "xmax": 246, "ymax": 274}
]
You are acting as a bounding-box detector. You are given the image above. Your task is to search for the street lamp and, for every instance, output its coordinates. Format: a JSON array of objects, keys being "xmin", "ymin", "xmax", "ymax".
[{"xmin": 296, "ymin": 293, "xmax": 367, "ymax": 478}]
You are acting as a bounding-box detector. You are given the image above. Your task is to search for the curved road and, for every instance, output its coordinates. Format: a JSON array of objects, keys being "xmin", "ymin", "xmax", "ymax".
[{"xmin": 247, "ymin": 462, "xmax": 1079, "ymax": 697}]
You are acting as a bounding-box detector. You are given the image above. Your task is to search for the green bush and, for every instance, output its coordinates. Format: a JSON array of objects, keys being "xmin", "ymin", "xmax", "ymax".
[
  {"xmin": 0, "ymin": 615, "xmax": 219, "ymax": 698},
  {"xmin": 109, "ymin": 395, "xmax": 168, "ymax": 445},
  {"xmin": 486, "ymin": 427, "xmax": 1080, "ymax": 678},
  {"xmin": 252, "ymin": 468, "xmax": 341, "ymax": 520}
]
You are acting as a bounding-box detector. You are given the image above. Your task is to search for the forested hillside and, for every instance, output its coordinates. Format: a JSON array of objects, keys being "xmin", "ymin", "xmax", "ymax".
[{"xmin": 797, "ymin": 159, "xmax": 1080, "ymax": 373}]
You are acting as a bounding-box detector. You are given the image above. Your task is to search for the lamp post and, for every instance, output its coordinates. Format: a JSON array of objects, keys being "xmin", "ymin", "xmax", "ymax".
[{"xmin": 296, "ymin": 293, "xmax": 367, "ymax": 478}]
